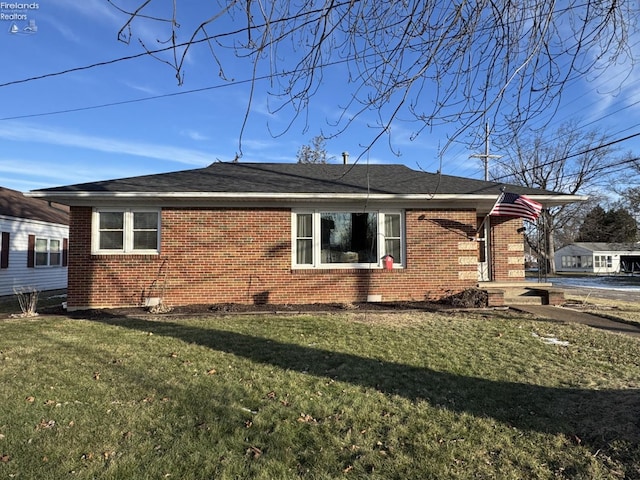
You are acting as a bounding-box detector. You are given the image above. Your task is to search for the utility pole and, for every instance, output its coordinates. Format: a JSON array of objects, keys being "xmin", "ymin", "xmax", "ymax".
[{"xmin": 470, "ymin": 123, "xmax": 501, "ymax": 181}]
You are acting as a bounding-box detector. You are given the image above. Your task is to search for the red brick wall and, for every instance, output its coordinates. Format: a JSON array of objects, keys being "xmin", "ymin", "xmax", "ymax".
[
  {"xmin": 67, "ymin": 206, "xmax": 483, "ymax": 309},
  {"xmin": 489, "ymin": 216, "xmax": 525, "ymax": 281}
]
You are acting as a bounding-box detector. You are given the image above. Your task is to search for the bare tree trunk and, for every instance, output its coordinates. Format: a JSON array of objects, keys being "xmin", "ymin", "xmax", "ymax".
[{"xmin": 545, "ymin": 216, "xmax": 556, "ymax": 275}]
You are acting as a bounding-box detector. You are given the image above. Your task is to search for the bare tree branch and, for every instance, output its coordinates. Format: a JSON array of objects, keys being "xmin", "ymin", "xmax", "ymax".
[
  {"xmin": 492, "ymin": 121, "xmax": 629, "ymax": 273},
  {"xmin": 109, "ymin": 0, "xmax": 639, "ymax": 157}
]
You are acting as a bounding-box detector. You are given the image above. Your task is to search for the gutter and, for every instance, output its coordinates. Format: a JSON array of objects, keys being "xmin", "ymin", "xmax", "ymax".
[{"xmin": 25, "ymin": 191, "xmax": 587, "ymax": 209}]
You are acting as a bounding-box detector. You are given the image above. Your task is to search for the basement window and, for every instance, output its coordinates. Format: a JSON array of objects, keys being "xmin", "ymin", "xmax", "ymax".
[
  {"xmin": 92, "ymin": 209, "xmax": 160, "ymax": 254},
  {"xmin": 292, "ymin": 210, "xmax": 404, "ymax": 268}
]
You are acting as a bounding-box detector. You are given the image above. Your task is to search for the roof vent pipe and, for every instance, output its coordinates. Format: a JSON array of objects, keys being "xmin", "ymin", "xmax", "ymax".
[{"xmin": 342, "ymin": 151, "xmax": 349, "ymax": 165}]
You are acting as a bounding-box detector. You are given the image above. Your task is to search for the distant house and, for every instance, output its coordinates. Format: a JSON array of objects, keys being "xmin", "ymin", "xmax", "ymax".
[
  {"xmin": 28, "ymin": 162, "xmax": 583, "ymax": 310},
  {"xmin": 554, "ymin": 242, "xmax": 640, "ymax": 274},
  {"xmin": 0, "ymin": 187, "xmax": 69, "ymax": 297}
]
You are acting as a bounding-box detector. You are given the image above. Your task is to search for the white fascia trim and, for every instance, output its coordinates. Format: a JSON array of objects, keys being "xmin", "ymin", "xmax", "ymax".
[
  {"xmin": 26, "ymin": 191, "xmax": 588, "ymax": 207},
  {"xmin": 27, "ymin": 191, "xmax": 587, "ymax": 200},
  {"xmin": 27, "ymin": 192, "xmax": 470, "ymax": 200},
  {"xmin": 0, "ymin": 214, "xmax": 69, "ymax": 229}
]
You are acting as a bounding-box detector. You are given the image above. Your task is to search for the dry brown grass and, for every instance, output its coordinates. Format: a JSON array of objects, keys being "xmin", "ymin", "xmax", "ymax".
[{"xmin": 564, "ymin": 293, "xmax": 640, "ymax": 325}]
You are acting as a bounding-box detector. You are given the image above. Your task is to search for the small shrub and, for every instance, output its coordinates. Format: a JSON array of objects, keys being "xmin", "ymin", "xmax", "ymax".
[{"xmin": 12, "ymin": 286, "xmax": 39, "ymax": 317}]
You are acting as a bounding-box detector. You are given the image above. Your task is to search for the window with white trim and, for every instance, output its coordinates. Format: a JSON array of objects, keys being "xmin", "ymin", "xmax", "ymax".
[
  {"xmin": 594, "ymin": 255, "xmax": 612, "ymax": 269},
  {"xmin": 292, "ymin": 210, "xmax": 404, "ymax": 268},
  {"xmin": 93, "ymin": 209, "xmax": 160, "ymax": 254},
  {"xmin": 561, "ymin": 255, "xmax": 593, "ymax": 269},
  {"xmin": 35, "ymin": 238, "xmax": 62, "ymax": 267}
]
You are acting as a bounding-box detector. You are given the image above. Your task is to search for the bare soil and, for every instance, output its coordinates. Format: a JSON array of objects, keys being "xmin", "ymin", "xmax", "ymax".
[{"xmin": 44, "ymin": 289, "xmax": 489, "ymax": 320}]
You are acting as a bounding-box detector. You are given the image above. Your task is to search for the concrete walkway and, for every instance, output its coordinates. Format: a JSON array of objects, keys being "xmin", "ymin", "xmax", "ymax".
[{"xmin": 510, "ymin": 304, "xmax": 640, "ymax": 338}]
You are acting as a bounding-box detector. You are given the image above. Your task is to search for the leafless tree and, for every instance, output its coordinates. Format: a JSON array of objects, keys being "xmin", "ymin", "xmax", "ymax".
[
  {"xmin": 492, "ymin": 122, "xmax": 623, "ymax": 273},
  {"xmin": 108, "ymin": 1, "xmax": 638, "ymax": 159},
  {"xmin": 297, "ymin": 135, "xmax": 329, "ymax": 164},
  {"xmin": 611, "ymin": 155, "xmax": 640, "ymax": 219}
]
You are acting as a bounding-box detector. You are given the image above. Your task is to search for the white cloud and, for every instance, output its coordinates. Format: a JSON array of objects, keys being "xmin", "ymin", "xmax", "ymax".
[
  {"xmin": 121, "ymin": 81, "xmax": 161, "ymax": 96},
  {"xmin": 46, "ymin": 19, "xmax": 82, "ymax": 43},
  {"xmin": 240, "ymin": 137, "xmax": 276, "ymax": 151},
  {"xmin": 180, "ymin": 129, "xmax": 210, "ymax": 141},
  {"xmin": 0, "ymin": 123, "xmax": 218, "ymax": 166},
  {"xmin": 53, "ymin": 0, "xmax": 123, "ymax": 27},
  {"xmin": 0, "ymin": 158, "xmax": 129, "ymax": 191}
]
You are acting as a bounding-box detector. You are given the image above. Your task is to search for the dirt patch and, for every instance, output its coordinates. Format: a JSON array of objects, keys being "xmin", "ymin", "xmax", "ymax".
[
  {"xmin": 60, "ymin": 300, "xmax": 449, "ymax": 320},
  {"xmin": 44, "ymin": 289, "xmax": 490, "ymax": 320}
]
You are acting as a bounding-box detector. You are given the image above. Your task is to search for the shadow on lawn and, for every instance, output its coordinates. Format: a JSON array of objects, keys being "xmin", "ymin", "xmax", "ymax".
[{"xmin": 86, "ymin": 313, "xmax": 640, "ymax": 469}]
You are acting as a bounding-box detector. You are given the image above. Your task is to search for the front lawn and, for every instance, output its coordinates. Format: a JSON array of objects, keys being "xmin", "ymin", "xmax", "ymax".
[
  {"xmin": 564, "ymin": 294, "xmax": 640, "ymax": 325},
  {"xmin": 1, "ymin": 310, "xmax": 639, "ymax": 479}
]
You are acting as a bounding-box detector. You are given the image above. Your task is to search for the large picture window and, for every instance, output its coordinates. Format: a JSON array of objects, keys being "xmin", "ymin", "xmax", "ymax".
[
  {"xmin": 93, "ymin": 209, "xmax": 160, "ymax": 254},
  {"xmin": 292, "ymin": 210, "xmax": 403, "ymax": 268}
]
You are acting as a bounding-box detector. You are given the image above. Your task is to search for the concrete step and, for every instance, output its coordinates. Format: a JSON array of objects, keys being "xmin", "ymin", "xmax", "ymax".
[
  {"xmin": 503, "ymin": 288, "xmax": 545, "ymax": 306},
  {"xmin": 481, "ymin": 283, "xmax": 565, "ymax": 307},
  {"xmin": 504, "ymin": 295, "xmax": 544, "ymax": 306},
  {"xmin": 479, "ymin": 281, "xmax": 554, "ymax": 289}
]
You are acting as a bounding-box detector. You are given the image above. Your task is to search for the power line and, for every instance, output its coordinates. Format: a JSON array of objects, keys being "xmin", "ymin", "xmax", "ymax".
[
  {"xmin": 1, "ymin": 0, "xmax": 635, "ymax": 181},
  {"xmin": 0, "ymin": 0, "xmax": 360, "ymax": 89},
  {"xmin": 491, "ymin": 134, "xmax": 640, "ymax": 184},
  {"xmin": 0, "ymin": 81, "xmax": 252, "ymax": 121},
  {"xmin": 0, "ymin": 0, "xmax": 593, "ymax": 91}
]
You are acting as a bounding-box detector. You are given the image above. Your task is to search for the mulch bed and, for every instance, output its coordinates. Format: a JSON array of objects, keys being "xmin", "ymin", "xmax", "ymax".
[
  {"xmin": 5, "ymin": 288, "xmax": 492, "ymax": 319},
  {"xmin": 57, "ymin": 300, "xmax": 454, "ymax": 320}
]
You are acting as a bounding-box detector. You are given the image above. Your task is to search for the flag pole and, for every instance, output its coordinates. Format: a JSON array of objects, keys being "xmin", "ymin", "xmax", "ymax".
[{"xmin": 476, "ymin": 190, "xmax": 505, "ymax": 235}]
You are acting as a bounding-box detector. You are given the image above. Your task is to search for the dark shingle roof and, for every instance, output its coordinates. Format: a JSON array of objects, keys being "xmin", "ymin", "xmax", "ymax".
[
  {"xmin": 34, "ymin": 162, "xmax": 556, "ymax": 196},
  {"xmin": 572, "ymin": 242, "xmax": 640, "ymax": 252},
  {"xmin": 0, "ymin": 187, "xmax": 69, "ymax": 225}
]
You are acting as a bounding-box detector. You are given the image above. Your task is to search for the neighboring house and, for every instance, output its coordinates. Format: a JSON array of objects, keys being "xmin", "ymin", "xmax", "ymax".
[
  {"xmin": 29, "ymin": 162, "xmax": 582, "ymax": 310},
  {"xmin": 0, "ymin": 187, "xmax": 69, "ymax": 297},
  {"xmin": 555, "ymin": 242, "xmax": 640, "ymax": 274}
]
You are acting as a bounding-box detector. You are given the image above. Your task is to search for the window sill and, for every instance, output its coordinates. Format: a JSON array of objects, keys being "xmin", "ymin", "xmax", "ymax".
[
  {"xmin": 291, "ymin": 265, "xmax": 404, "ymax": 273},
  {"xmin": 90, "ymin": 253, "xmax": 161, "ymax": 261},
  {"xmin": 91, "ymin": 251, "xmax": 159, "ymax": 256}
]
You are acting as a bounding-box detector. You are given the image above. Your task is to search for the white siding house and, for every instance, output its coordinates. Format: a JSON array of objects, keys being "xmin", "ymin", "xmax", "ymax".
[
  {"xmin": 554, "ymin": 242, "xmax": 640, "ymax": 274},
  {"xmin": 0, "ymin": 187, "xmax": 69, "ymax": 297}
]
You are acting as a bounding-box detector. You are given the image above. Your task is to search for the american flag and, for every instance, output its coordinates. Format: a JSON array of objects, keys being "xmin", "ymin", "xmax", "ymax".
[{"xmin": 489, "ymin": 192, "xmax": 542, "ymax": 222}]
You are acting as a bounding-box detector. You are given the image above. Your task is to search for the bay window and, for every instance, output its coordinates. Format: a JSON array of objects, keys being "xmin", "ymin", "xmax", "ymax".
[
  {"xmin": 292, "ymin": 210, "xmax": 403, "ymax": 268},
  {"xmin": 93, "ymin": 209, "xmax": 160, "ymax": 254}
]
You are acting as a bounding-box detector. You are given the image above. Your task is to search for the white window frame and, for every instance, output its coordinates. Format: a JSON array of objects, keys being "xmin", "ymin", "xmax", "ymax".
[
  {"xmin": 291, "ymin": 209, "xmax": 404, "ymax": 269},
  {"xmin": 35, "ymin": 237, "xmax": 62, "ymax": 267},
  {"xmin": 594, "ymin": 255, "xmax": 613, "ymax": 269},
  {"xmin": 92, "ymin": 208, "xmax": 160, "ymax": 254}
]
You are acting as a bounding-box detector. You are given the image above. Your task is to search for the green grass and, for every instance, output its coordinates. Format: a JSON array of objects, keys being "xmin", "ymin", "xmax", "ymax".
[{"xmin": 1, "ymin": 310, "xmax": 640, "ymax": 479}]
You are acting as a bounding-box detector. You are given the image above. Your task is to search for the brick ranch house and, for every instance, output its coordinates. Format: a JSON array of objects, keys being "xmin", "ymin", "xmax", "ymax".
[{"xmin": 28, "ymin": 162, "xmax": 582, "ymax": 310}]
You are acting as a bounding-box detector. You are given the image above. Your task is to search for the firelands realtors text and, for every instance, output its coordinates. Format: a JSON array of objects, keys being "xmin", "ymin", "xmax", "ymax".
[{"xmin": 0, "ymin": 2, "xmax": 38, "ymax": 21}]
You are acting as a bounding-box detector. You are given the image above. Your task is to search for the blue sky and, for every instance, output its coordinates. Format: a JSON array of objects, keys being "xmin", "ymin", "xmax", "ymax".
[{"xmin": 1, "ymin": 1, "xmax": 640, "ymax": 193}]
